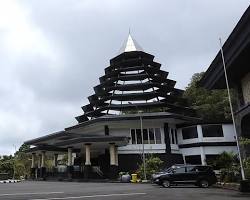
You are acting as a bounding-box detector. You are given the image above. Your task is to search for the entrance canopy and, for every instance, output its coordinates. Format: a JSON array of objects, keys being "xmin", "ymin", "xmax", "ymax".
[{"xmin": 25, "ymin": 131, "xmax": 128, "ymax": 154}]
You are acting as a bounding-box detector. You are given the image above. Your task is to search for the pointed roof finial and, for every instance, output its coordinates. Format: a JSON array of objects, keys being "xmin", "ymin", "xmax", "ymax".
[{"xmin": 118, "ymin": 32, "xmax": 143, "ymax": 54}]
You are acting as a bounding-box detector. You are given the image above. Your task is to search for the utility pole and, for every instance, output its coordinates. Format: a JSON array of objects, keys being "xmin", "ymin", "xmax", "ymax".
[
  {"xmin": 13, "ymin": 144, "xmax": 17, "ymax": 180},
  {"xmin": 128, "ymin": 102, "xmax": 147, "ymax": 180},
  {"xmin": 219, "ymin": 38, "xmax": 245, "ymax": 180}
]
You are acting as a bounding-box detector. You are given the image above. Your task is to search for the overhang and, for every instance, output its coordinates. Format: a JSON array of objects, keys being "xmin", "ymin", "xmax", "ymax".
[
  {"xmin": 199, "ymin": 6, "xmax": 250, "ymax": 89},
  {"xmin": 69, "ymin": 112, "xmax": 201, "ymax": 131}
]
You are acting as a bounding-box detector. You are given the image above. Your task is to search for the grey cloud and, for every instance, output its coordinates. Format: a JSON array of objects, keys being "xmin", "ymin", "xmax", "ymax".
[{"xmin": 0, "ymin": 0, "xmax": 249, "ymax": 154}]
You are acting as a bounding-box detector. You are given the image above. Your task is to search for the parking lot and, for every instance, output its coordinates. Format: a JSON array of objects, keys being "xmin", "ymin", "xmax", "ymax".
[{"xmin": 0, "ymin": 181, "xmax": 249, "ymax": 200}]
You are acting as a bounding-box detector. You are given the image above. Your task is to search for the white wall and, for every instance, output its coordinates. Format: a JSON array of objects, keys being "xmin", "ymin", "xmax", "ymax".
[{"xmin": 178, "ymin": 123, "xmax": 237, "ymax": 165}]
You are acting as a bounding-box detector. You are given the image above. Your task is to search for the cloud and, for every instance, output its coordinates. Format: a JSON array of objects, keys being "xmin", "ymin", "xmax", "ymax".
[{"xmin": 0, "ymin": 0, "xmax": 249, "ymax": 155}]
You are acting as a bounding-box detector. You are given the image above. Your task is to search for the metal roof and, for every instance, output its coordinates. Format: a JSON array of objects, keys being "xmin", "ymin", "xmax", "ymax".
[{"xmin": 118, "ymin": 34, "xmax": 143, "ymax": 54}]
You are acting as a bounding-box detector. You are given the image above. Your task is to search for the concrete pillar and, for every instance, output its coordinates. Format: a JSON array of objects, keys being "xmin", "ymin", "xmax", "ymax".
[
  {"xmin": 31, "ymin": 153, "xmax": 35, "ymax": 168},
  {"xmin": 183, "ymin": 154, "xmax": 186, "ymax": 165},
  {"xmin": 200, "ymin": 147, "xmax": 207, "ymax": 165},
  {"xmin": 67, "ymin": 147, "xmax": 73, "ymax": 166},
  {"xmin": 109, "ymin": 143, "xmax": 116, "ymax": 165},
  {"xmin": 41, "ymin": 151, "xmax": 45, "ymax": 168},
  {"xmin": 67, "ymin": 147, "xmax": 73, "ymax": 179},
  {"xmin": 115, "ymin": 146, "xmax": 118, "ymax": 166},
  {"xmin": 85, "ymin": 144, "xmax": 91, "ymax": 165},
  {"xmin": 109, "ymin": 143, "xmax": 118, "ymax": 179},
  {"xmin": 197, "ymin": 125, "xmax": 203, "ymax": 142},
  {"xmin": 53, "ymin": 154, "xmax": 58, "ymax": 167}
]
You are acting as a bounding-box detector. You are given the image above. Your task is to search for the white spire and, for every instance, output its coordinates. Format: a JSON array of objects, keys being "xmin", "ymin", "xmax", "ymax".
[{"xmin": 118, "ymin": 33, "xmax": 143, "ymax": 54}]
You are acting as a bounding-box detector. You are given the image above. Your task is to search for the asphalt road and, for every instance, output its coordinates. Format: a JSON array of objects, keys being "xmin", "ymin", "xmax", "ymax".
[{"xmin": 0, "ymin": 181, "xmax": 249, "ymax": 200}]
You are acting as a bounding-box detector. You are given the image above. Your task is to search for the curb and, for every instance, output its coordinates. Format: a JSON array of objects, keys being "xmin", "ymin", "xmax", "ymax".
[{"xmin": 0, "ymin": 179, "xmax": 21, "ymax": 184}]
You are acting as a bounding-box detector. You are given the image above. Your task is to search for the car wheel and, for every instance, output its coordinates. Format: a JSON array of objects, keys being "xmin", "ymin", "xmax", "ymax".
[
  {"xmin": 199, "ymin": 179, "xmax": 209, "ymax": 188},
  {"xmin": 162, "ymin": 180, "xmax": 171, "ymax": 188}
]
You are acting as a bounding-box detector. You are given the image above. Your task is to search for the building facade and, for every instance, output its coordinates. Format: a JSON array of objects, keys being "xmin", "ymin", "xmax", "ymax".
[
  {"xmin": 25, "ymin": 34, "xmax": 237, "ymax": 180},
  {"xmin": 200, "ymin": 5, "xmax": 250, "ymax": 158}
]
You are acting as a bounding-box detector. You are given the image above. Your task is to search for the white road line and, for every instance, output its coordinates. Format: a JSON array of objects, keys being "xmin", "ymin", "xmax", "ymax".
[
  {"xmin": 0, "ymin": 192, "xmax": 64, "ymax": 196},
  {"xmin": 30, "ymin": 192, "xmax": 147, "ymax": 200}
]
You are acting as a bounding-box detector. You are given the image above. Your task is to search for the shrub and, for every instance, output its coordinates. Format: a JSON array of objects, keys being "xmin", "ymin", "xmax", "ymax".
[{"xmin": 137, "ymin": 154, "xmax": 163, "ymax": 180}]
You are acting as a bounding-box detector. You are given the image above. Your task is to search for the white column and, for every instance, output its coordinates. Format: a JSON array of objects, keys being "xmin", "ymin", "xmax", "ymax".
[
  {"xmin": 41, "ymin": 151, "xmax": 45, "ymax": 168},
  {"xmin": 197, "ymin": 125, "xmax": 203, "ymax": 142},
  {"xmin": 197, "ymin": 125, "xmax": 206, "ymax": 165},
  {"xmin": 53, "ymin": 154, "xmax": 58, "ymax": 167},
  {"xmin": 85, "ymin": 144, "xmax": 91, "ymax": 165},
  {"xmin": 182, "ymin": 154, "xmax": 186, "ymax": 165},
  {"xmin": 31, "ymin": 153, "xmax": 35, "ymax": 168},
  {"xmin": 200, "ymin": 147, "xmax": 207, "ymax": 165},
  {"xmin": 115, "ymin": 146, "xmax": 118, "ymax": 166},
  {"xmin": 109, "ymin": 143, "xmax": 116, "ymax": 165},
  {"xmin": 67, "ymin": 147, "xmax": 73, "ymax": 166}
]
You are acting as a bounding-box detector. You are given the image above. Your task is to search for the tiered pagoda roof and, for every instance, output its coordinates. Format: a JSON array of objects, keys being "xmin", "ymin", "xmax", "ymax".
[{"xmin": 76, "ymin": 34, "xmax": 195, "ymax": 123}]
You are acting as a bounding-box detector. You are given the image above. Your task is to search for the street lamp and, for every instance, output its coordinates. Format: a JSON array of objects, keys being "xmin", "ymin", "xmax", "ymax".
[
  {"xmin": 128, "ymin": 102, "xmax": 147, "ymax": 181},
  {"xmin": 219, "ymin": 38, "xmax": 245, "ymax": 180},
  {"xmin": 13, "ymin": 144, "xmax": 16, "ymax": 180}
]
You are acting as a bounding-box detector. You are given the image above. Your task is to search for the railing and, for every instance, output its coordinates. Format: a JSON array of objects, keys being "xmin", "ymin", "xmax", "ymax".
[{"xmin": 92, "ymin": 166, "xmax": 104, "ymax": 177}]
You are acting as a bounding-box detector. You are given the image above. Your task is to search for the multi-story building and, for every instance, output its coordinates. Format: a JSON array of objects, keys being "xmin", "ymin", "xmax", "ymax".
[{"xmin": 25, "ymin": 34, "xmax": 237, "ymax": 180}]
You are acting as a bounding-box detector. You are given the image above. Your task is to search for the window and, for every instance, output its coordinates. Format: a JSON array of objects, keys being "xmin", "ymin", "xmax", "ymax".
[
  {"xmin": 175, "ymin": 129, "xmax": 178, "ymax": 144},
  {"xmin": 169, "ymin": 128, "xmax": 178, "ymax": 144},
  {"xmin": 174, "ymin": 167, "xmax": 185, "ymax": 173},
  {"xmin": 171, "ymin": 129, "xmax": 175, "ymax": 144},
  {"xmin": 182, "ymin": 126, "xmax": 198, "ymax": 139},
  {"xmin": 155, "ymin": 128, "xmax": 161, "ymax": 144},
  {"xmin": 131, "ymin": 129, "xmax": 136, "ymax": 144},
  {"xmin": 149, "ymin": 128, "xmax": 155, "ymax": 144},
  {"xmin": 136, "ymin": 129, "xmax": 142, "ymax": 144},
  {"xmin": 130, "ymin": 128, "xmax": 162, "ymax": 144},
  {"xmin": 186, "ymin": 166, "xmax": 196, "ymax": 172},
  {"xmin": 143, "ymin": 129, "xmax": 149, "ymax": 144},
  {"xmin": 202, "ymin": 125, "xmax": 224, "ymax": 137}
]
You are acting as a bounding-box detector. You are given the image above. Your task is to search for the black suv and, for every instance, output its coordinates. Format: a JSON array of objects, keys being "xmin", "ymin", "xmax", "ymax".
[{"xmin": 152, "ymin": 164, "xmax": 217, "ymax": 188}]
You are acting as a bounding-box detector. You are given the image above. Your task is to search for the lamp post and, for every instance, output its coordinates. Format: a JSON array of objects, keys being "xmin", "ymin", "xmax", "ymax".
[
  {"xmin": 128, "ymin": 102, "xmax": 147, "ymax": 181},
  {"xmin": 13, "ymin": 144, "xmax": 16, "ymax": 180},
  {"xmin": 219, "ymin": 38, "xmax": 245, "ymax": 180}
]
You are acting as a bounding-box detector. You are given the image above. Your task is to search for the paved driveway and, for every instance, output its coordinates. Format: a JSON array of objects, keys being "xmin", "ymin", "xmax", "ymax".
[{"xmin": 0, "ymin": 181, "xmax": 249, "ymax": 200}]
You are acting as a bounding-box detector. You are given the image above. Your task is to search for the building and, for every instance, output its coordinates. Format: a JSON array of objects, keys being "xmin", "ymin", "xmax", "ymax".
[
  {"xmin": 25, "ymin": 34, "xmax": 237, "ymax": 180},
  {"xmin": 200, "ymin": 5, "xmax": 250, "ymax": 158}
]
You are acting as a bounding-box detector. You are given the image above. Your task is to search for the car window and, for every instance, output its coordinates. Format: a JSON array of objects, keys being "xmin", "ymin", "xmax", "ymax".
[
  {"xmin": 186, "ymin": 166, "xmax": 197, "ymax": 172},
  {"xmin": 174, "ymin": 167, "xmax": 186, "ymax": 173}
]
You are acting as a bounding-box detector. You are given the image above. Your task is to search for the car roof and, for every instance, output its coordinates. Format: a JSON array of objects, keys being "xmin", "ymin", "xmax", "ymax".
[{"xmin": 172, "ymin": 164, "xmax": 212, "ymax": 167}]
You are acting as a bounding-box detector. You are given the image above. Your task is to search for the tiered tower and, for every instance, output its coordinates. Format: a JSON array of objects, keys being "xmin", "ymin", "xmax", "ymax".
[{"xmin": 76, "ymin": 34, "xmax": 195, "ymax": 123}]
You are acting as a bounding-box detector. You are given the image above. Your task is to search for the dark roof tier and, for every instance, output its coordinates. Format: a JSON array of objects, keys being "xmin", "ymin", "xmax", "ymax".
[{"xmin": 76, "ymin": 35, "xmax": 196, "ymax": 123}]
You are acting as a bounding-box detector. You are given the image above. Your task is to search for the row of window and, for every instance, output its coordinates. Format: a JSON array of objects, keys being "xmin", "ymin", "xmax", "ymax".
[
  {"xmin": 182, "ymin": 125, "xmax": 224, "ymax": 139},
  {"xmin": 130, "ymin": 124, "xmax": 224, "ymax": 144},
  {"xmin": 130, "ymin": 128, "xmax": 162, "ymax": 144}
]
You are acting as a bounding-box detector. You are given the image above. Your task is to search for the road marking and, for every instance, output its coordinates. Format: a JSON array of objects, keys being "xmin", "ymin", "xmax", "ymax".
[
  {"xmin": 30, "ymin": 192, "xmax": 147, "ymax": 200},
  {"xmin": 0, "ymin": 192, "xmax": 64, "ymax": 196}
]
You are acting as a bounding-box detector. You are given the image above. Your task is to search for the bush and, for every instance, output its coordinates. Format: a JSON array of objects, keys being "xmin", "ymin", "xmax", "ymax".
[
  {"xmin": 243, "ymin": 157, "xmax": 250, "ymax": 179},
  {"xmin": 137, "ymin": 155, "xmax": 163, "ymax": 180}
]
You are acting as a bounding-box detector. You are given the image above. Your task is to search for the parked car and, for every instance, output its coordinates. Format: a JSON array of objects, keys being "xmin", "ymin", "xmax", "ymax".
[{"xmin": 152, "ymin": 164, "xmax": 217, "ymax": 188}]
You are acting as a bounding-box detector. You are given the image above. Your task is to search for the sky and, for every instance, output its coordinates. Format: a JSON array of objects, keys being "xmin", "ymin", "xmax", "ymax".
[{"xmin": 0, "ymin": 0, "xmax": 249, "ymax": 155}]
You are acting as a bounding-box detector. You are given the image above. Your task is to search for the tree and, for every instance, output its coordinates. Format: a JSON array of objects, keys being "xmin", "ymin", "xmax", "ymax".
[
  {"xmin": 184, "ymin": 72, "xmax": 236, "ymax": 121},
  {"xmin": 13, "ymin": 144, "xmax": 31, "ymax": 179},
  {"xmin": 0, "ymin": 155, "xmax": 14, "ymax": 178}
]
